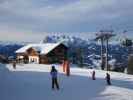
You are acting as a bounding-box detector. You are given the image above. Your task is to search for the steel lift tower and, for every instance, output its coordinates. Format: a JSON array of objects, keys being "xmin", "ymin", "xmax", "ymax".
[{"xmin": 95, "ymin": 30, "xmax": 115, "ymax": 71}]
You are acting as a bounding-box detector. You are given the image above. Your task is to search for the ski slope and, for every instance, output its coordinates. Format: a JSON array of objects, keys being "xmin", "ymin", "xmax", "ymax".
[{"xmin": 0, "ymin": 63, "xmax": 133, "ymax": 100}]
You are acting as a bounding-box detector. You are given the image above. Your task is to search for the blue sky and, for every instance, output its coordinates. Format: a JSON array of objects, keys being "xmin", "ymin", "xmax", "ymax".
[{"xmin": 0, "ymin": 0, "xmax": 133, "ymax": 42}]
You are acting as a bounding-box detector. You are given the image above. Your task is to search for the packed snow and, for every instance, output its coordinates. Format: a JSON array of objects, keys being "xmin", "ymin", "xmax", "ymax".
[{"xmin": 0, "ymin": 63, "xmax": 133, "ymax": 100}]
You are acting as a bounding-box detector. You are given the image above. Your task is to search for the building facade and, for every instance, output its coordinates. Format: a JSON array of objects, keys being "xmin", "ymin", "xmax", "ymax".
[{"xmin": 16, "ymin": 43, "xmax": 68, "ymax": 64}]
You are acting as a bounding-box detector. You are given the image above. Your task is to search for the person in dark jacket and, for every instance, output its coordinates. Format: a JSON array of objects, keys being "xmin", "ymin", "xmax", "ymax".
[
  {"xmin": 106, "ymin": 73, "xmax": 111, "ymax": 85},
  {"xmin": 50, "ymin": 66, "xmax": 59, "ymax": 90},
  {"xmin": 92, "ymin": 70, "xmax": 96, "ymax": 80}
]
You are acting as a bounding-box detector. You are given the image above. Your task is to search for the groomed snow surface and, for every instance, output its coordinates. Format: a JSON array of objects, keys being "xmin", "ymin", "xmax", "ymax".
[{"xmin": 0, "ymin": 63, "xmax": 133, "ymax": 100}]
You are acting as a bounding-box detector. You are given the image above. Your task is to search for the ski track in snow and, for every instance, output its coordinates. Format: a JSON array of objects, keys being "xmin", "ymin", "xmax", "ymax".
[{"xmin": 0, "ymin": 63, "xmax": 133, "ymax": 100}]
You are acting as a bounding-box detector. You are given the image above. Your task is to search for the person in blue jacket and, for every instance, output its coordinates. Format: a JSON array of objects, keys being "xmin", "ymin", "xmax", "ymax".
[{"xmin": 50, "ymin": 66, "xmax": 59, "ymax": 90}]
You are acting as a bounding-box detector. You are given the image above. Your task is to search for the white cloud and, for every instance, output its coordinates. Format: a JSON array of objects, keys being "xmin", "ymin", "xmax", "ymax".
[{"xmin": 0, "ymin": 0, "xmax": 133, "ymax": 41}]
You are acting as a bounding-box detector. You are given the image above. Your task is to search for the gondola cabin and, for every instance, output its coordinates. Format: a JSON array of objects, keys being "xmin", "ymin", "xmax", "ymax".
[
  {"xmin": 15, "ymin": 42, "xmax": 68, "ymax": 64},
  {"xmin": 122, "ymin": 38, "xmax": 132, "ymax": 47}
]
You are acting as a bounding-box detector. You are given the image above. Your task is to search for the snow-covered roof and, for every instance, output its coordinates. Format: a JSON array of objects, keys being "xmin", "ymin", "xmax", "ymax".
[{"xmin": 16, "ymin": 42, "xmax": 66, "ymax": 55}]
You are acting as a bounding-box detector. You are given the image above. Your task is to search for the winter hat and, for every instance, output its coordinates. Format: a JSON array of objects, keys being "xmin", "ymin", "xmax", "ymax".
[{"xmin": 52, "ymin": 65, "xmax": 55, "ymax": 68}]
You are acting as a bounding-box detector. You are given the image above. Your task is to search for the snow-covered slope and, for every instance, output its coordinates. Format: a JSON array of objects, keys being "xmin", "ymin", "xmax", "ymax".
[{"xmin": 0, "ymin": 64, "xmax": 133, "ymax": 100}]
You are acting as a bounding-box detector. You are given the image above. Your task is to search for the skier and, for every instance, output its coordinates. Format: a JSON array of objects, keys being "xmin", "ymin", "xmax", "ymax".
[
  {"xmin": 50, "ymin": 66, "xmax": 59, "ymax": 90},
  {"xmin": 92, "ymin": 70, "xmax": 96, "ymax": 80},
  {"xmin": 106, "ymin": 73, "xmax": 111, "ymax": 85},
  {"xmin": 12, "ymin": 60, "xmax": 16, "ymax": 69}
]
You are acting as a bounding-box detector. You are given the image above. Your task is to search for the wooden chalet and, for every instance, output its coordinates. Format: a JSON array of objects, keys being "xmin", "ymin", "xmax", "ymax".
[{"xmin": 15, "ymin": 42, "xmax": 68, "ymax": 64}]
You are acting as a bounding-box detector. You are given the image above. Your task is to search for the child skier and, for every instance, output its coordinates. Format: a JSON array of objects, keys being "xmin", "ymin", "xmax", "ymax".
[
  {"xmin": 106, "ymin": 73, "xmax": 111, "ymax": 85},
  {"xmin": 50, "ymin": 66, "xmax": 59, "ymax": 90}
]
